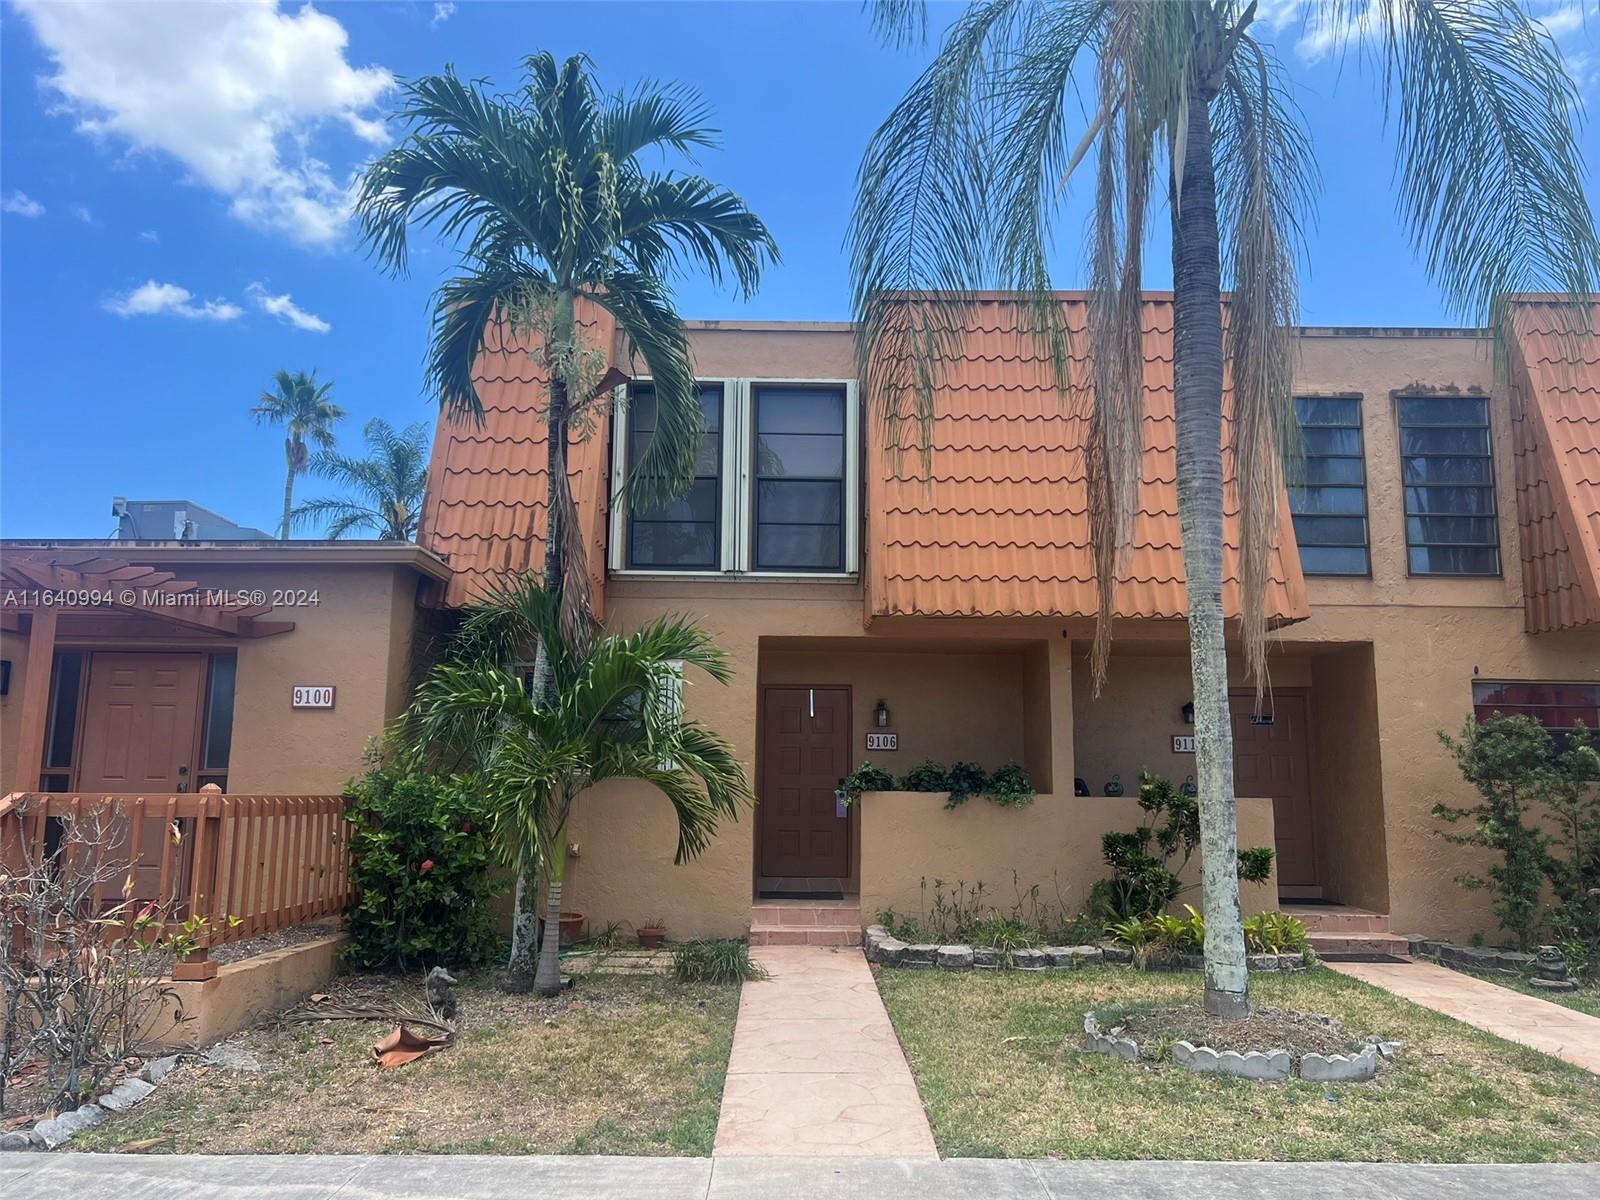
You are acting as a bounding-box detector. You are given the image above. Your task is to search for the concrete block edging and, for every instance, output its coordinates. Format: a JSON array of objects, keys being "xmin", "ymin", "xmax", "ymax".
[{"xmin": 863, "ymin": 925, "xmax": 1309, "ymax": 975}]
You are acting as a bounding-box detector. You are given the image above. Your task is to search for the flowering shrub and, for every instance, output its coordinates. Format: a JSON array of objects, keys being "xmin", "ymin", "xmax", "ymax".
[{"xmin": 343, "ymin": 762, "xmax": 503, "ymax": 970}]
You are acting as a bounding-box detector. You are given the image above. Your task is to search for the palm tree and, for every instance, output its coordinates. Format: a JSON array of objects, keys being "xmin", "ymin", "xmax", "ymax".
[
  {"xmin": 410, "ymin": 575, "xmax": 752, "ymax": 995},
  {"xmin": 356, "ymin": 53, "xmax": 777, "ymax": 982},
  {"xmin": 291, "ymin": 418, "xmax": 430, "ymax": 541},
  {"xmin": 251, "ymin": 369, "xmax": 345, "ymax": 540},
  {"xmin": 853, "ymin": 0, "xmax": 1598, "ymax": 1017}
]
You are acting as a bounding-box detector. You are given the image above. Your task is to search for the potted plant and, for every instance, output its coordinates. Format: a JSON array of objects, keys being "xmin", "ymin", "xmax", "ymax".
[
  {"xmin": 539, "ymin": 911, "xmax": 586, "ymax": 950},
  {"xmin": 637, "ymin": 917, "xmax": 667, "ymax": 949}
]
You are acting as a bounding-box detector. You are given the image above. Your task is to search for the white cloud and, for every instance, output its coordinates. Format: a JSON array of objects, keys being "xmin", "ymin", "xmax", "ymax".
[
  {"xmin": 72, "ymin": 203, "xmax": 95, "ymax": 225},
  {"xmin": 2, "ymin": 190, "xmax": 46, "ymax": 218},
  {"xmin": 247, "ymin": 282, "xmax": 332, "ymax": 333},
  {"xmin": 140, "ymin": 229, "xmax": 159, "ymax": 243},
  {"xmin": 104, "ymin": 280, "xmax": 243, "ymax": 322},
  {"xmin": 431, "ymin": 3, "xmax": 456, "ymax": 27},
  {"xmin": 15, "ymin": 0, "xmax": 394, "ymax": 247}
]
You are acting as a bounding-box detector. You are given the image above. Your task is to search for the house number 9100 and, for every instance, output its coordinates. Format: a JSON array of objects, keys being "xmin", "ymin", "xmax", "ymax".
[{"xmin": 292, "ymin": 685, "xmax": 335, "ymax": 709}]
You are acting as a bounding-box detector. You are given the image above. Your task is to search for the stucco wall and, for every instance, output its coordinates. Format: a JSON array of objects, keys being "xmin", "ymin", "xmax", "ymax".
[{"xmin": 1306, "ymin": 645, "xmax": 1389, "ymax": 914}]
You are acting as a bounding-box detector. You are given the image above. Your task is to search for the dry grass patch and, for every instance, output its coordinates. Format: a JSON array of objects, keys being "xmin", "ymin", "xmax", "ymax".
[
  {"xmin": 876, "ymin": 965, "xmax": 1600, "ymax": 1161},
  {"xmin": 71, "ymin": 970, "xmax": 739, "ymax": 1156}
]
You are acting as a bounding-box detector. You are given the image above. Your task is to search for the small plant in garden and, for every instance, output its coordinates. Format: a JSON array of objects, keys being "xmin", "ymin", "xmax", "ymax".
[
  {"xmin": 343, "ymin": 753, "xmax": 503, "ymax": 971},
  {"xmin": 841, "ymin": 761, "xmax": 896, "ymax": 802},
  {"xmin": 1088, "ymin": 771, "xmax": 1274, "ymax": 921},
  {"xmin": 983, "ymin": 761, "xmax": 1035, "ymax": 808},
  {"xmin": 671, "ymin": 940, "xmax": 769, "ymax": 983},
  {"xmin": 942, "ymin": 761, "xmax": 989, "ymax": 809},
  {"xmin": 898, "ymin": 759, "xmax": 950, "ymax": 793},
  {"xmin": 1243, "ymin": 911, "xmax": 1310, "ymax": 954}
]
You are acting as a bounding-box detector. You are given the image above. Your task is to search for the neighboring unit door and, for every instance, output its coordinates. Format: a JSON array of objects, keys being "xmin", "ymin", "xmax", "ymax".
[
  {"xmin": 1230, "ymin": 691, "xmax": 1318, "ymax": 892},
  {"xmin": 76, "ymin": 653, "xmax": 206, "ymax": 793},
  {"xmin": 759, "ymin": 686, "xmax": 850, "ymax": 879}
]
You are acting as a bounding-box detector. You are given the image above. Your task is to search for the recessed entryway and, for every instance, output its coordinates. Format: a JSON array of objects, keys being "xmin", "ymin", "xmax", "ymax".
[{"xmin": 1231, "ymin": 689, "xmax": 1318, "ymax": 898}]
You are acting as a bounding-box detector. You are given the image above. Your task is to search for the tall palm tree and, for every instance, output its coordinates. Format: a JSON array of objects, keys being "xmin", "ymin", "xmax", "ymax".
[
  {"xmin": 356, "ymin": 53, "xmax": 777, "ymax": 984},
  {"xmin": 853, "ymin": 0, "xmax": 1598, "ymax": 1017},
  {"xmin": 292, "ymin": 418, "xmax": 430, "ymax": 541},
  {"xmin": 410, "ymin": 575, "xmax": 752, "ymax": 995},
  {"xmin": 251, "ymin": 369, "xmax": 345, "ymax": 540}
]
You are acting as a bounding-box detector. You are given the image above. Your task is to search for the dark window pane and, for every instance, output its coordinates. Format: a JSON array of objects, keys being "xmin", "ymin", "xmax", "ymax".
[
  {"xmin": 758, "ymin": 480, "xmax": 842, "ymax": 524},
  {"xmin": 631, "ymin": 432, "xmax": 718, "ymax": 476},
  {"xmin": 1409, "ymin": 546, "xmax": 1499, "ymax": 574},
  {"xmin": 756, "ymin": 433, "xmax": 844, "ymax": 478},
  {"xmin": 202, "ymin": 654, "xmax": 236, "ymax": 771},
  {"xmin": 756, "ymin": 388, "xmax": 844, "ymax": 435},
  {"xmin": 630, "ymin": 388, "xmax": 658, "ymax": 432},
  {"xmin": 1300, "ymin": 457, "xmax": 1365, "ymax": 485},
  {"xmin": 1301, "ymin": 427, "xmax": 1362, "ymax": 456},
  {"xmin": 631, "ymin": 522, "xmax": 718, "ymax": 567},
  {"xmin": 1299, "ymin": 546, "xmax": 1369, "ymax": 575},
  {"xmin": 633, "ymin": 478, "xmax": 719, "ymax": 524},
  {"xmin": 1288, "ymin": 485, "xmax": 1365, "ymax": 515},
  {"xmin": 1295, "ymin": 397, "xmax": 1360, "ymax": 426},
  {"xmin": 1293, "ymin": 515, "xmax": 1368, "ymax": 545},
  {"xmin": 1472, "ymin": 682, "xmax": 1600, "ymax": 733},
  {"xmin": 1402, "ymin": 456, "xmax": 1493, "ymax": 485},
  {"xmin": 43, "ymin": 652, "xmax": 84, "ymax": 770},
  {"xmin": 756, "ymin": 523, "xmax": 842, "ymax": 570},
  {"xmin": 1399, "ymin": 397, "xmax": 1488, "ymax": 425},
  {"xmin": 1405, "ymin": 485, "xmax": 1495, "ymax": 515},
  {"xmin": 1401, "ymin": 426, "xmax": 1490, "ymax": 456},
  {"xmin": 1406, "ymin": 515, "xmax": 1498, "ymax": 545}
]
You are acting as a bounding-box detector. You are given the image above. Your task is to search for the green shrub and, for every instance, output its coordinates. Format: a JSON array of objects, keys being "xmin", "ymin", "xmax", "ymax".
[
  {"xmin": 943, "ymin": 761, "xmax": 989, "ymax": 809},
  {"xmin": 841, "ymin": 760, "xmax": 896, "ymax": 801},
  {"xmin": 1243, "ymin": 910, "xmax": 1309, "ymax": 954},
  {"xmin": 898, "ymin": 759, "xmax": 950, "ymax": 792},
  {"xmin": 983, "ymin": 761, "xmax": 1036, "ymax": 808},
  {"xmin": 671, "ymin": 940, "xmax": 769, "ymax": 983},
  {"xmin": 343, "ymin": 762, "xmax": 503, "ymax": 970}
]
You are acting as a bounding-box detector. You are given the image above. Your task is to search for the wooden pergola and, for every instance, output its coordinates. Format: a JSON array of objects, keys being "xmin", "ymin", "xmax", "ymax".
[{"xmin": 1, "ymin": 550, "xmax": 295, "ymax": 791}]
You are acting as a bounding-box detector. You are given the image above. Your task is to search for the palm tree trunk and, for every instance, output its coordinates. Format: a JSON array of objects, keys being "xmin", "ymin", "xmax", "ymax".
[
  {"xmin": 533, "ymin": 825, "xmax": 569, "ymax": 996},
  {"xmin": 503, "ymin": 855, "xmax": 541, "ymax": 993},
  {"xmin": 280, "ymin": 438, "xmax": 297, "ymax": 540},
  {"xmin": 1172, "ymin": 77, "xmax": 1249, "ymax": 1019}
]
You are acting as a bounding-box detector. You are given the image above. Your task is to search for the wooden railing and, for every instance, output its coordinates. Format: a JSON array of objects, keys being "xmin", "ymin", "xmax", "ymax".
[{"xmin": 0, "ymin": 788, "xmax": 350, "ymax": 980}]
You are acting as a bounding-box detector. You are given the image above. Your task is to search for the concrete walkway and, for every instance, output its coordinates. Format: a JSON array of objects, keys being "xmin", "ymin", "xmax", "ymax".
[
  {"xmin": 1331, "ymin": 959, "xmax": 1600, "ymax": 1073},
  {"xmin": 5, "ymin": 1155, "xmax": 1599, "ymax": 1199},
  {"xmin": 713, "ymin": 945, "xmax": 937, "ymax": 1158}
]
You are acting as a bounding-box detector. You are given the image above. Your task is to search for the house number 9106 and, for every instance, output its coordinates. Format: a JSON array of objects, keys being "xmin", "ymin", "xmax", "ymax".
[{"xmin": 292, "ymin": 685, "xmax": 335, "ymax": 709}]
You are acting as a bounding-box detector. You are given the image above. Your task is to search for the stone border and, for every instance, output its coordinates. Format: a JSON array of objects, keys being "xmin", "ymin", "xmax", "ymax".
[
  {"xmin": 1080, "ymin": 1010, "xmax": 1396, "ymax": 1083},
  {"xmin": 1408, "ymin": 937, "xmax": 1533, "ymax": 975},
  {"xmin": 864, "ymin": 925, "xmax": 1309, "ymax": 974}
]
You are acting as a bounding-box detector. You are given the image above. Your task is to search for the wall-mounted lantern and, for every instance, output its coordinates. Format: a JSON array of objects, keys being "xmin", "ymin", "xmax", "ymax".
[
  {"xmin": 874, "ymin": 699, "xmax": 891, "ymax": 728},
  {"xmin": 1181, "ymin": 700, "xmax": 1195, "ymax": 725}
]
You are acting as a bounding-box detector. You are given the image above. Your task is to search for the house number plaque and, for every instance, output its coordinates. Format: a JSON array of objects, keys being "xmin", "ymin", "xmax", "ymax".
[
  {"xmin": 865, "ymin": 732, "xmax": 898, "ymax": 751},
  {"xmin": 1171, "ymin": 735, "xmax": 1196, "ymax": 753},
  {"xmin": 292, "ymin": 685, "xmax": 336, "ymax": 709}
]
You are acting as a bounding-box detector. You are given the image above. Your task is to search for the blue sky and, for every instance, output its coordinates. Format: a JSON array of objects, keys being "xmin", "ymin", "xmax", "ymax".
[{"xmin": 1, "ymin": 0, "xmax": 1595, "ymax": 539}]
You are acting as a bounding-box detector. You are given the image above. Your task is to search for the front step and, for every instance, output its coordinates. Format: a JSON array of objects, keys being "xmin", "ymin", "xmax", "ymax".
[
  {"xmin": 1307, "ymin": 931, "xmax": 1412, "ymax": 961},
  {"xmin": 749, "ymin": 899, "xmax": 862, "ymax": 947},
  {"xmin": 1283, "ymin": 904, "xmax": 1391, "ymax": 934}
]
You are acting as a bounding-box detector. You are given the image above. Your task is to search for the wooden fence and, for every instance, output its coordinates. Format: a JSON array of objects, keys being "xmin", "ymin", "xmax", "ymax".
[{"xmin": 0, "ymin": 788, "xmax": 350, "ymax": 979}]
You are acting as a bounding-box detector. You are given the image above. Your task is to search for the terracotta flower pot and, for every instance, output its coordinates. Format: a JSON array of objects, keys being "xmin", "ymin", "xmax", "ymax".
[
  {"xmin": 638, "ymin": 926, "xmax": 666, "ymax": 950},
  {"xmin": 540, "ymin": 911, "xmax": 585, "ymax": 949}
]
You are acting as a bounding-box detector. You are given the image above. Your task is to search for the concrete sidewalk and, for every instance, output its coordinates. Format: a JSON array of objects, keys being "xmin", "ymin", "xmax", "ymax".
[{"xmin": 4, "ymin": 1154, "xmax": 1599, "ymax": 1199}]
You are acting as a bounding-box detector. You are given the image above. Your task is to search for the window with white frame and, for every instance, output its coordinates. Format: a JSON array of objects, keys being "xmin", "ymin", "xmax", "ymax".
[{"xmin": 610, "ymin": 378, "xmax": 859, "ymax": 575}]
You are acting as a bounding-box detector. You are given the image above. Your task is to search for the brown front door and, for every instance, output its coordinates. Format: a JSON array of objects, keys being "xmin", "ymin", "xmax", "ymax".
[
  {"xmin": 759, "ymin": 686, "xmax": 850, "ymax": 879},
  {"xmin": 76, "ymin": 653, "xmax": 205, "ymax": 793},
  {"xmin": 1230, "ymin": 691, "xmax": 1318, "ymax": 892}
]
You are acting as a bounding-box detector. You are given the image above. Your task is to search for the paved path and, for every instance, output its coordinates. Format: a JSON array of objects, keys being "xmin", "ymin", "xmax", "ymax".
[
  {"xmin": 712, "ymin": 945, "xmax": 937, "ymax": 1158},
  {"xmin": 1330, "ymin": 960, "xmax": 1600, "ymax": 1073},
  {"xmin": 4, "ymin": 1155, "xmax": 1598, "ymax": 1199}
]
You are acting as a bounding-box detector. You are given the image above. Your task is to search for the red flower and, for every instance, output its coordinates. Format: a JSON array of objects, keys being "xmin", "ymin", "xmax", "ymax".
[
  {"xmin": 462, "ymin": 821, "xmax": 473, "ymax": 833},
  {"xmin": 420, "ymin": 860, "xmax": 435, "ymax": 872}
]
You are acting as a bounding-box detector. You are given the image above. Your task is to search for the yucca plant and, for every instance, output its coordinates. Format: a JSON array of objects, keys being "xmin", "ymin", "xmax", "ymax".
[
  {"xmin": 409, "ymin": 575, "xmax": 753, "ymax": 995},
  {"xmin": 853, "ymin": 0, "xmax": 1597, "ymax": 1017}
]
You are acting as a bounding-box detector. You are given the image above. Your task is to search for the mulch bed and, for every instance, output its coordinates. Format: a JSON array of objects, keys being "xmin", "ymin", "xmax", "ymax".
[
  {"xmin": 1111, "ymin": 1004, "xmax": 1358, "ymax": 1057},
  {"xmin": 210, "ymin": 918, "xmax": 342, "ymax": 965}
]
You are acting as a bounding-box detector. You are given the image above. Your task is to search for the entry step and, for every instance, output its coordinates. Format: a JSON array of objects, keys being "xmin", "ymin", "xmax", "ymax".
[
  {"xmin": 1308, "ymin": 931, "xmax": 1412, "ymax": 961},
  {"xmin": 750, "ymin": 900, "xmax": 861, "ymax": 928},
  {"xmin": 749, "ymin": 925, "xmax": 862, "ymax": 947}
]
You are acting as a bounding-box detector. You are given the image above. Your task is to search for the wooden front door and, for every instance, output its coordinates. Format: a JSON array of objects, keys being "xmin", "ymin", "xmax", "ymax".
[
  {"xmin": 759, "ymin": 686, "xmax": 850, "ymax": 879},
  {"xmin": 1230, "ymin": 691, "xmax": 1318, "ymax": 893},
  {"xmin": 77, "ymin": 653, "xmax": 205, "ymax": 793}
]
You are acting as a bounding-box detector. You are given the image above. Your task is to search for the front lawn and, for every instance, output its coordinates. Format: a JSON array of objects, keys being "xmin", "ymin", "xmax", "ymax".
[
  {"xmin": 72, "ymin": 970, "xmax": 738, "ymax": 1155},
  {"xmin": 876, "ymin": 965, "xmax": 1600, "ymax": 1162}
]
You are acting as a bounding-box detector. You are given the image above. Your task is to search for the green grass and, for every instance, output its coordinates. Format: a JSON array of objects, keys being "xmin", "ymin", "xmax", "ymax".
[
  {"xmin": 71, "ymin": 970, "xmax": 739, "ymax": 1156},
  {"xmin": 875, "ymin": 965, "xmax": 1600, "ymax": 1162}
]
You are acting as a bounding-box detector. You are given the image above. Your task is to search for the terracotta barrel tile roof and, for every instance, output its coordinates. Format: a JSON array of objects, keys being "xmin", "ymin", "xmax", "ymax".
[
  {"xmin": 866, "ymin": 294, "xmax": 1307, "ymax": 623},
  {"xmin": 418, "ymin": 302, "xmax": 617, "ymax": 615},
  {"xmin": 1508, "ymin": 300, "xmax": 1600, "ymax": 632}
]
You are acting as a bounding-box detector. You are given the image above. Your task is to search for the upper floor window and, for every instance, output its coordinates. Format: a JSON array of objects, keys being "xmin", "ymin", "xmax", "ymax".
[
  {"xmin": 1399, "ymin": 396, "xmax": 1500, "ymax": 576},
  {"xmin": 625, "ymin": 383, "xmax": 724, "ymax": 571},
  {"xmin": 1473, "ymin": 681, "xmax": 1599, "ymax": 744},
  {"xmin": 1290, "ymin": 396, "xmax": 1369, "ymax": 575},
  {"xmin": 611, "ymin": 378, "xmax": 858, "ymax": 576}
]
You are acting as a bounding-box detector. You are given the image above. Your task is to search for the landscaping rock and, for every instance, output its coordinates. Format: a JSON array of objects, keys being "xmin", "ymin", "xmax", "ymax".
[
  {"xmin": 205, "ymin": 1042, "xmax": 263, "ymax": 1073},
  {"xmin": 1100, "ymin": 945, "xmax": 1133, "ymax": 965},
  {"xmin": 1301, "ymin": 1047, "xmax": 1378, "ymax": 1083},
  {"xmin": 1177, "ymin": 953, "xmax": 1206, "ymax": 971},
  {"xmin": 99, "ymin": 1078, "xmax": 155, "ymax": 1111},
  {"xmin": 1082, "ymin": 1013, "xmax": 1139, "ymax": 1061},
  {"xmin": 0, "ymin": 1129, "xmax": 42, "ymax": 1152},
  {"xmin": 972, "ymin": 947, "xmax": 1000, "ymax": 969},
  {"xmin": 901, "ymin": 944, "xmax": 939, "ymax": 969},
  {"xmin": 54, "ymin": 1103, "xmax": 106, "ymax": 1133},
  {"xmin": 1172, "ymin": 1041, "xmax": 1291, "ymax": 1081},
  {"xmin": 864, "ymin": 926, "xmax": 907, "ymax": 966},
  {"xmin": 1042, "ymin": 946, "xmax": 1077, "ymax": 968},
  {"xmin": 31, "ymin": 1119, "xmax": 69, "ymax": 1149},
  {"xmin": 1070, "ymin": 945, "xmax": 1105, "ymax": 967},
  {"xmin": 937, "ymin": 945, "xmax": 975, "ymax": 971},
  {"xmin": 143, "ymin": 1055, "xmax": 180, "ymax": 1083},
  {"xmin": 1011, "ymin": 948, "xmax": 1048, "ymax": 971},
  {"xmin": 1248, "ymin": 954, "xmax": 1280, "ymax": 972}
]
